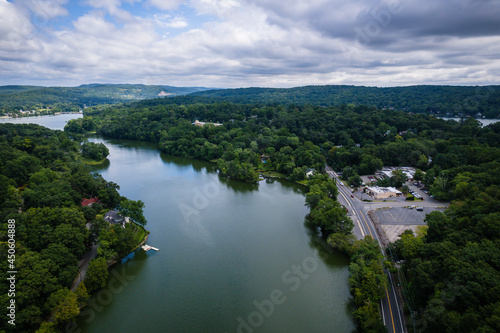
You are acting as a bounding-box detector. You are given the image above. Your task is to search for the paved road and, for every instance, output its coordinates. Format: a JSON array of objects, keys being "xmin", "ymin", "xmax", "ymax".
[
  {"xmin": 326, "ymin": 165, "xmax": 406, "ymax": 333},
  {"xmin": 71, "ymin": 244, "xmax": 98, "ymax": 291}
]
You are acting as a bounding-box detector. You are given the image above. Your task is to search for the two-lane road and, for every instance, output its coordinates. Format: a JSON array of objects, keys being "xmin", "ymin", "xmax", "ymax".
[{"xmin": 325, "ymin": 165, "xmax": 405, "ymax": 333}]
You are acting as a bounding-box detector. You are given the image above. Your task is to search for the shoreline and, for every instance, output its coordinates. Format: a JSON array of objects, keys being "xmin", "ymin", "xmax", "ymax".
[{"xmin": 0, "ymin": 112, "xmax": 82, "ymax": 119}]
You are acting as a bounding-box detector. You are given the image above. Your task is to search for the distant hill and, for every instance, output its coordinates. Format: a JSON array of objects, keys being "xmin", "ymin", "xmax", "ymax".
[
  {"xmin": 2, "ymin": 84, "xmax": 499, "ymax": 118},
  {"xmin": 0, "ymin": 85, "xmax": 43, "ymax": 94},
  {"xmin": 0, "ymin": 84, "xmax": 212, "ymax": 115},
  {"xmin": 191, "ymin": 85, "xmax": 500, "ymax": 118}
]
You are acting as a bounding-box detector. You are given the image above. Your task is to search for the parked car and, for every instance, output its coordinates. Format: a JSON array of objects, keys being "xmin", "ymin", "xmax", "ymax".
[{"xmin": 416, "ymin": 207, "xmax": 424, "ymax": 211}]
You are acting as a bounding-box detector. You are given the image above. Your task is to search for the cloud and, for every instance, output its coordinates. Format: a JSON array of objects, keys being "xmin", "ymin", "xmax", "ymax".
[
  {"xmin": 147, "ymin": 0, "xmax": 183, "ymax": 11},
  {"xmin": 85, "ymin": 0, "xmax": 137, "ymax": 22},
  {"xmin": 154, "ymin": 14, "xmax": 188, "ymax": 28},
  {"xmin": 1, "ymin": 0, "xmax": 500, "ymax": 87}
]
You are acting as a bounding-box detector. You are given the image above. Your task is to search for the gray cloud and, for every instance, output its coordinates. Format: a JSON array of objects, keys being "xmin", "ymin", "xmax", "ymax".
[{"xmin": 0, "ymin": 0, "xmax": 499, "ymax": 87}]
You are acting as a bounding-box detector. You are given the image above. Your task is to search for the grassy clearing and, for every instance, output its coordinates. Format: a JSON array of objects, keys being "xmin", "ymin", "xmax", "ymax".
[
  {"xmin": 80, "ymin": 157, "xmax": 108, "ymax": 165},
  {"xmin": 260, "ymin": 171, "xmax": 287, "ymax": 179}
]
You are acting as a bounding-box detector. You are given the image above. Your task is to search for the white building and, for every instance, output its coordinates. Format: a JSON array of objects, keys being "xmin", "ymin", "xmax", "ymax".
[
  {"xmin": 365, "ymin": 186, "xmax": 403, "ymax": 199},
  {"xmin": 380, "ymin": 167, "xmax": 416, "ymax": 180}
]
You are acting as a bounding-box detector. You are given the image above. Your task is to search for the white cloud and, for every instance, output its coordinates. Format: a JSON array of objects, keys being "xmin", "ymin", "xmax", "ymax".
[
  {"xmin": 26, "ymin": 0, "xmax": 69, "ymax": 20},
  {"xmin": 154, "ymin": 14, "xmax": 188, "ymax": 28},
  {"xmin": 147, "ymin": 0, "xmax": 183, "ymax": 11},
  {"xmin": 191, "ymin": 0, "xmax": 241, "ymax": 18},
  {"xmin": 1, "ymin": 0, "xmax": 500, "ymax": 87}
]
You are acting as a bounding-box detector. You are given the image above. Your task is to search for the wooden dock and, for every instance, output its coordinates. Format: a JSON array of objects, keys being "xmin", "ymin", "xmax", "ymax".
[{"xmin": 142, "ymin": 244, "xmax": 159, "ymax": 252}]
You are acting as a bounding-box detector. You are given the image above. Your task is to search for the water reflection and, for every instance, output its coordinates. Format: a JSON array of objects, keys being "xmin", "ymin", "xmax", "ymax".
[
  {"xmin": 217, "ymin": 175, "xmax": 259, "ymax": 192},
  {"xmin": 160, "ymin": 153, "xmax": 218, "ymax": 174},
  {"xmin": 274, "ymin": 178, "xmax": 308, "ymax": 195}
]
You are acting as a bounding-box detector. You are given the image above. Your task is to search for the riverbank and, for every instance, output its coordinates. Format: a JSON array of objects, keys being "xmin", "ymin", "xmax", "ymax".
[
  {"xmin": 0, "ymin": 111, "xmax": 82, "ymax": 118},
  {"xmin": 80, "ymin": 157, "xmax": 108, "ymax": 165},
  {"xmin": 107, "ymin": 222, "xmax": 150, "ymax": 267}
]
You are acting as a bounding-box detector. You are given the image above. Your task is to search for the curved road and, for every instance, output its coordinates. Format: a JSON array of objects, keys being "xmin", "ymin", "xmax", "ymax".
[{"xmin": 325, "ymin": 165, "xmax": 405, "ymax": 333}]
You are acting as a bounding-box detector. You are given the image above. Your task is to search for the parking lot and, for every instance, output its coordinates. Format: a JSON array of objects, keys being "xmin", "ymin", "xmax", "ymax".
[
  {"xmin": 372, "ymin": 206, "xmax": 446, "ymax": 243},
  {"xmin": 374, "ymin": 207, "xmax": 445, "ymax": 225}
]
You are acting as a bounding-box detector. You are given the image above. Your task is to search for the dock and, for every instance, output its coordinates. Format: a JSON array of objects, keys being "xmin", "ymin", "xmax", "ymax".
[{"xmin": 142, "ymin": 244, "xmax": 159, "ymax": 252}]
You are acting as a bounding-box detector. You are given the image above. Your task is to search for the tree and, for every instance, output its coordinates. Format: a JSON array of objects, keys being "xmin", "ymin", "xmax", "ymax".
[
  {"xmin": 349, "ymin": 174, "xmax": 363, "ymax": 187},
  {"xmin": 430, "ymin": 176, "xmax": 450, "ymax": 201},
  {"xmin": 309, "ymin": 198, "xmax": 354, "ymax": 235},
  {"xmin": 414, "ymin": 169, "xmax": 424, "ymax": 182},
  {"xmin": 391, "ymin": 169, "xmax": 407, "ymax": 188},
  {"xmin": 52, "ymin": 223, "xmax": 88, "ymax": 257},
  {"xmin": 74, "ymin": 283, "xmax": 90, "ymax": 309},
  {"xmin": 47, "ymin": 289, "xmax": 80, "ymax": 324},
  {"xmin": 85, "ymin": 257, "xmax": 109, "ymax": 293},
  {"xmin": 305, "ymin": 184, "xmax": 323, "ymax": 209},
  {"xmin": 81, "ymin": 142, "xmax": 109, "ymax": 161},
  {"xmin": 118, "ymin": 199, "xmax": 147, "ymax": 226}
]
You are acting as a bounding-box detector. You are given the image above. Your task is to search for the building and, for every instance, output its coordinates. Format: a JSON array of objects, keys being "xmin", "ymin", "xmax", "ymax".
[
  {"xmin": 104, "ymin": 210, "xmax": 128, "ymax": 227},
  {"xmin": 192, "ymin": 120, "xmax": 223, "ymax": 127},
  {"xmin": 379, "ymin": 167, "xmax": 416, "ymax": 180},
  {"xmin": 81, "ymin": 197, "xmax": 101, "ymax": 207},
  {"xmin": 306, "ymin": 168, "xmax": 315, "ymax": 178},
  {"xmin": 158, "ymin": 91, "xmax": 173, "ymax": 97},
  {"xmin": 365, "ymin": 186, "xmax": 403, "ymax": 199}
]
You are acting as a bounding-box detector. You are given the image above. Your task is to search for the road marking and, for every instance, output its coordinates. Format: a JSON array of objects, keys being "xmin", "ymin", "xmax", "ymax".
[
  {"xmin": 388, "ymin": 272, "xmax": 405, "ymax": 331},
  {"xmin": 329, "ymin": 167, "xmax": 402, "ymax": 333},
  {"xmin": 355, "ymin": 216, "xmax": 365, "ymax": 237},
  {"xmin": 381, "ymin": 299, "xmax": 386, "ymax": 324},
  {"xmin": 385, "ymin": 286, "xmax": 396, "ymax": 333},
  {"xmin": 339, "ymin": 191, "xmax": 353, "ymax": 207},
  {"xmin": 359, "ymin": 210, "xmax": 374, "ymax": 238}
]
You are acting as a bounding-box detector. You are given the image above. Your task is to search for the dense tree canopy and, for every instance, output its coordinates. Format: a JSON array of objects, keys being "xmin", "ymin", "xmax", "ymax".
[
  {"xmin": 66, "ymin": 95, "xmax": 500, "ymax": 333},
  {"xmin": 0, "ymin": 124, "xmax": 147, "ymax": 332}
]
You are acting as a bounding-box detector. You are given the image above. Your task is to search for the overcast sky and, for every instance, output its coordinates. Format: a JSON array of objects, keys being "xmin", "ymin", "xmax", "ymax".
[{"xmin": 1, "ymin": 0, "xmax": 500, "ymax": 88}]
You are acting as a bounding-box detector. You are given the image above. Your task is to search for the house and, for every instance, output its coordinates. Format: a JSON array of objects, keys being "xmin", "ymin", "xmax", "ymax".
[
  {"xmin": 81, "ymin": 197, "xmax": 101, "ymax": 207},
  {"xmin": 158, "ymin": 91, "xmax": 173, "ymax": 97},
  {"xmin": 306, "ymin": 168, "xmax": 315, "ymax": 178},
  {"xmin": 104, "ymin": 210, "xmax": 128, "ymax": 227},
  {"xmin": 192, "ymin": 120, "xmax": 223, "ymax": 127},
  {"xmin": 365, "ymin": 186, "xmax": 403, "ymax": 199}
]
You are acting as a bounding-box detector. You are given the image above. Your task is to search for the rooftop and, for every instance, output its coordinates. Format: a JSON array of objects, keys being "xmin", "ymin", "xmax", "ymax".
[{"xmin": 366, "ymin": 186, "xmax": 402, "ymax": 194}]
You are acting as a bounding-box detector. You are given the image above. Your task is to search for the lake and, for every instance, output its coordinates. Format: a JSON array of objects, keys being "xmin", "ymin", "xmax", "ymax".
[
  {"xmin": 438, "ymin": 117, "xmax": 499, "ymax": 126},
  {"xmin": 2, "ymin": 115, "xmax": 355, "ymax": 332},
  {"xmin": 0, "ymin": 113, "xmax": 83, "ymax": 130}
]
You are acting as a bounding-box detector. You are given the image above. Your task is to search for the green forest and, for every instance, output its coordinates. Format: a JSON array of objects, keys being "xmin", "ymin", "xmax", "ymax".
[
  {"xmin": 0, "ymin": 124, "xmax": 147, "ymax": 332},
  {"xmin": 1, "ymin": 82, "xmax": 499, "ymax": 332},
  {"xmin": 64, "ymin": 96, "xmax": 500, "ymax": 332},
  {"xmin": 191, "ymin": 85, "xmax": 500, "ymax": 118},
  {"xmin": 2, "ymin": 84, "xmax": 500, "ymax": 118}
]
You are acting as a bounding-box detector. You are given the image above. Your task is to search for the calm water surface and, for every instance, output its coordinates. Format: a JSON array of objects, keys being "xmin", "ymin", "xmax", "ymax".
[
  {"xmin": 438, "ymin": 117, "xmax": 499, "ymax": 126},
  {"xmin": 2, "ymin": 114, "xmax": 355, "ymax": 332},
  {"xmin": 0, "ymin": 113, "xmax": 82, "ymax": 130},
  {"xmin": 79, "ymin": 138, "xmax": 355, "ymax": 333}
]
